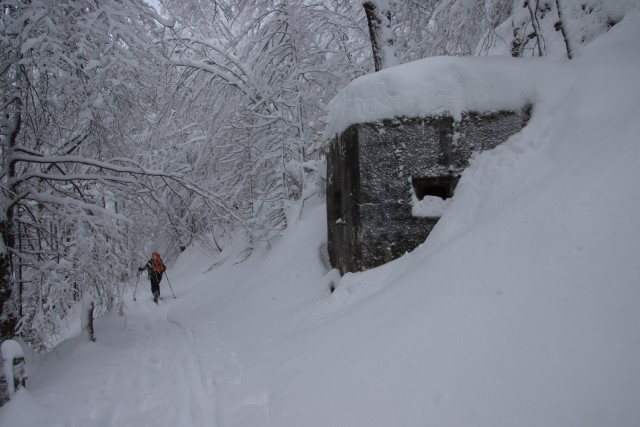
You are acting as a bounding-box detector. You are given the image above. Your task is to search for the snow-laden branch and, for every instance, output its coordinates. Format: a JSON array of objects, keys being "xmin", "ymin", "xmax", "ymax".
[
  {"xmin": 134, "ymin": 0, "xmax": 176, "ymax": 28},
  {"xmin": 23, "ymin": 192, "xmax": 130, "ymax": 222},
  {"xmin": 7, "ymin": 172, "xmax": 142, "ymax": 187},
  {"xmin": 171, "ymin": 59, "xmax": 259, "ymax": 103},
  {"xmin": 8, "ymin": 155, "xmax": 250, "ymax": 229},
  {"xmin": 10, "ymin": 154, "xmax": 169, "ymax": 177},
  {"xmin": 166, "ymin": 36, "xmax": 251, "ymax": 85}
]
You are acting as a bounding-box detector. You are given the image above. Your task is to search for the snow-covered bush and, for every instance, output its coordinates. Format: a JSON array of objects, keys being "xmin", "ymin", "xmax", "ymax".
[{"xmin": 1, "ymin": 340, "xmax": 27, "ymax": 403}]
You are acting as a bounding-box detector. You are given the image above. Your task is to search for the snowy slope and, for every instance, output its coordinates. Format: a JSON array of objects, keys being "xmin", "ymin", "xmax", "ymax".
[{"xmin": 3, "ymin": 8, "xmax": 640, "ymax": 427}]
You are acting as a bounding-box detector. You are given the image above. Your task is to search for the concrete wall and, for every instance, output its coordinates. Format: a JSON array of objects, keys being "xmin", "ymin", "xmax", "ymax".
[
  {"xmin": 327, "ymin": 108, "xmax": 530, "ymax": 274},
  {"xmin": 326, "ymin": 127, "xmax": 361, "ymax": 273}
]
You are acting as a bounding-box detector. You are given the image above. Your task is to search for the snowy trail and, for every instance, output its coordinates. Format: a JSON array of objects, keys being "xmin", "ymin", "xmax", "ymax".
[{"xmin": 29, "ymin": 298, "xmax": 218, "ymax": 427}]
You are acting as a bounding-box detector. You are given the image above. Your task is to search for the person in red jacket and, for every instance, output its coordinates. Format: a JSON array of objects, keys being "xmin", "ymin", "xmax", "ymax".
[{"xmin": 139, "ymin": 252, "xmax": 166, "ymax": 303}]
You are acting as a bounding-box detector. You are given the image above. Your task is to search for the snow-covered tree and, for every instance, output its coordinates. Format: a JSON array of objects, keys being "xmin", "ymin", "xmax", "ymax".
[
  {"xmin": 485, "ymin": 0, "xmax": 627, "ymax": 58},
  {"xmin": 0, "ymin": 0, "xmax": 223, "ymax": 350},
  {"xmin": 154, "ymin": 0, "xmax": 369, "ymax": 251}
]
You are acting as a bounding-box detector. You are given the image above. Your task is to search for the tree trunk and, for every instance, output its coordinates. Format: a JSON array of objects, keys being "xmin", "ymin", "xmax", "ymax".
[
  {"xmin": 0, "ymin": 247, "xmax": 16, "ymax": 346},
  {"xmin": 363, "ymin": 1, "xmax": 397, "ymax": 71},
  {"xmin": 1, "ymin": 0, "xmax": 26, "ymax": 347},
  {"xmin": 0, "ymin": 111, "xmax": 22, "ymax": 346},
  {"xmin": 82, "ymin": 293, "xmax": 96, "ymax": 342},
  {"xmin": 526, "ymin": 0, "xmax": 547, "ymax": 56},
  {"xmin": 555, "ymin": 0, "xmax": 574, "ymax": 59}
]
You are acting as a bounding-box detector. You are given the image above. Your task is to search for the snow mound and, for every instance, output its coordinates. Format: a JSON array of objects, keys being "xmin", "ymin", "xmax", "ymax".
[{"xmin": 324, "ymin": 55, "xmax": 561, "ymax": 139}]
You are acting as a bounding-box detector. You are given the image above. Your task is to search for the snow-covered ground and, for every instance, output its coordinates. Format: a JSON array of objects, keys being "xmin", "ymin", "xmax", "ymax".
[{"xmin": 3, "ymin": 8, "xmax": 640, "ymax": 427}]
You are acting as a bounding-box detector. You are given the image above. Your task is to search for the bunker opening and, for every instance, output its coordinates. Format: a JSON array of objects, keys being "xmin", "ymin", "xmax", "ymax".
[{"xmin": 412, "ymin": 176, "xmax": 458, "ymax": 201}]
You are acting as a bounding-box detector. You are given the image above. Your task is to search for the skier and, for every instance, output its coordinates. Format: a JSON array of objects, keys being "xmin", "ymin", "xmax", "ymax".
[{"xmin": 139, "ymin": 252, "xmax": 166, "ymax": 304}]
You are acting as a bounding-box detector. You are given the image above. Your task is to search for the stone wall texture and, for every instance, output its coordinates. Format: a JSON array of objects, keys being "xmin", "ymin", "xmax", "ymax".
[{"xmin": 327, "ymin": 108, "xmax": 530, "ymax": 274}]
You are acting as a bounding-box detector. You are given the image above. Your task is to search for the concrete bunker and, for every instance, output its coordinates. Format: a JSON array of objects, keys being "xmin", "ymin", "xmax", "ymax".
[{"xmin": 326, "ymin": 108, "xmax": 530, "ymax": 274}]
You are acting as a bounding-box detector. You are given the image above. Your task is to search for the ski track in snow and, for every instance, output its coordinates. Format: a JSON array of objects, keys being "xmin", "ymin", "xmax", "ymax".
[
  {"xmin": 55, "ymin": 299, "xmax": 218, "ymax": 427},
  {"xmin": 171, "ymin": 317, "xmax": 274, "ymax": 426}
]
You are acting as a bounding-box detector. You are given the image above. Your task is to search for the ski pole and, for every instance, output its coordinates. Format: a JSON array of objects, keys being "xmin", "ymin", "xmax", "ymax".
[
  {"xmin": 165, "ymin": 272, "xmax": 177, "ymax": 299},
  {"xmin": 133, "ymin": 270, "xmax": 140, "ymax": 301}
]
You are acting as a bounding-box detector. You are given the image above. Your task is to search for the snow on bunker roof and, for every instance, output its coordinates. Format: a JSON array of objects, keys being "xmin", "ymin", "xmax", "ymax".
[{"xmin": 324, "ymin": 55, "xmax": 547, "ymax": 139}]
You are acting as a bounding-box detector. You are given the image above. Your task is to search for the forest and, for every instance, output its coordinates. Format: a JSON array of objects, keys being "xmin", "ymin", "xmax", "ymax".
[{"xmin": 0, "ymin": 0, "xmax": 631, "ymax": 357}]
